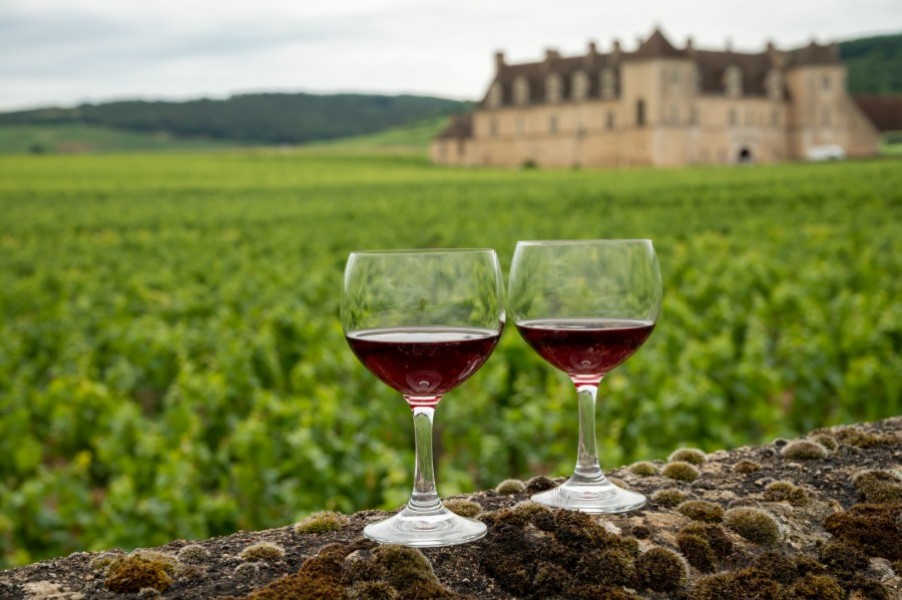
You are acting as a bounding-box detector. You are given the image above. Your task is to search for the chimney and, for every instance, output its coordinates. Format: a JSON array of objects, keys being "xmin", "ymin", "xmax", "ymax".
[
  {"xmin": 545, "ymin": 48, "xmax": 560, "ymax": 61},
  {"xmin": 685, "ymin": 36, "xmax": 694, "ymax": 51},
  {"xmin": 588, "ymin": 41, "xmax": 598, "ymax": 55},
  {"xmin": 494, "ymin": 51, "xmax": 505, "ymax": 72},
  {"xmin": 829, "ymin": 40, "xmax": 839, "ymax": 58},
  {"xmin": 612, "ymin": 38, "xmax": 621, "ymax": 60}
]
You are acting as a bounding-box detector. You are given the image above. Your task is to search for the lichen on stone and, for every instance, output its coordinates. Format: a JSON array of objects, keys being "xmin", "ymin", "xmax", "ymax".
[
  {"xmin": 780, "ymin": 439, "xmax": 828, "ymax": 460},
  {"xmin": 294, "ymin": 510, "xmax": 350, "ymax": 534},
  {"xmin": 669, "ymin": 448, "xmax": 707, "ymax": 465},
  {"xmin": 661, "ymin": 461, "xmax": 700, "ymax": 482},
  {"xmin": 722, "ymin": 507, "xmax": 781, "ymax": 545}
]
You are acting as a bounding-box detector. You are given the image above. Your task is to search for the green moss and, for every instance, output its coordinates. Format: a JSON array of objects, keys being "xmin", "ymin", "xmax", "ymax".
[
  {"xmin": 104, "ymin": 552, "xmax": 177, "ymax": 594},
  {"xmin": 495, "ymin": 478, "xmax": 526, "ymax": 494},
  {"xmin": 175, "ymin": 564, "xmax": 203, "ymax": 579},
  {"xmin": 676, "ymin": 500, "xmax": 724, "ymax": 522},
  {"xmin": 661, "ymin": 461, "xmax": 700, "ymax": 482},
  {"xmin": 834, "ymin": 428, "xmax": 900, "ymax": 448},
  {"xmin": 810, "ymin": 434, "xmax": 837, "ymax": 451},
  {"xmin": 246, "ymin": 543, "xmax": 351, "ymax": 600},
  {"xmin": 294, "ymin": 510, "xmax": 350, "ymax": 534},
  {"xmin": 846, "ymin": 577, "xmax": 891, "ymax": 600},
  {"xmin": 818, "ymin": 540, "xmax": 869, "ymax": 577},
  {"xmin": 652, "ymin": 488, "xmax": 689, "ymax": 507},
  {"xmin": 566, "ymin": 585, "xmax": 641, "ymax": 599},
  {"xmin": 635, "ymin": 547, "xmax": 687, "ymax": 592},
  {"xmin": 784, "ymin": 573, "xmax": 843, "ymax": 600},
  {"xmin": 780, "ymin": 439, "xmax": 828, "ymax": 460},
  {"xmin": 552, "ymin": 509, "xmax": 614, "ymax": 548},
  {"xmin": 763, "ymin": 480, "xmax": 810, "ymax": 505},
  {"xmin": 524, "ymin": 475, "xmax": 557, "ymax": 493},
  {"xmin": 628, "ymin": 461, "xmax": 658, "ymax": 476},
  {"xmin": 823, "ymin": 503, "xmax": 902, "ymax": 560},
  {"xmin": 751, "ymin": 551, "xmax": 798, "ymax": 584},
  {"xmin": 723, "ymin": 507, "xmax": 781, "ymax": 545},
  {"xmin": 531, "ymin": 561, "xmax": 573, "ymax": 596},
  {"xmin": 852, "ymin": 470, "xmax": 902, "ymax": 504},
  {"xmin": 443, "ymin": 498, "xmax": 482, "ymax": 518},
  {"xmin": 576, "ymin": 548, "xmax": 636, "ymax": 586},
  {"xmin": 677, "ymin": 533, "xmax": 717, "ymax": 572},
  {"xmin": 89, "ymin": 552, "xmax": 120, "ymax": 572},
  {"xmin": 240, "ymin": 542, "xmax": 285, "ymax": 562},
  {"xmin": 679, "ymin": 523, "xmax": 733, "ymax": 559},
  {"xmin": 347, "ymin": 581, "xmax": 400, "ymax": 600},
  {"xmin": 690, "ymin": 568, "xmax": 784, "ymax": 600},
  {"xmin": 732, "ymin": 460, "xmax": 763, "ymax": 474},
  {"xmin": 176, "ymin": 544, "xmax": 209, "ymax": 564},
  {"xmin": 138, "ymin": 589, "xmax": 161, "ymax": 599},
  {"xmin": 893, "ymin": 560, "xmax": 902, "ymax": 575},
  {"xmin": 669, "ymin": 448, "xmax": 707, "ymax": 465},
  {"xmin": 373, "ymin": 544, "xmax": 457, "ymax": 598}
]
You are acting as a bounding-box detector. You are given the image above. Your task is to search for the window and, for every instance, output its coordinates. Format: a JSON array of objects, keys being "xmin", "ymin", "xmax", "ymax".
[
  {"xmin": 636, "ymin": 99, "xmax": 646, "ymax": 127},
  {"xmin": 546, "ymin": 74, "xmax": 563, "ymax": 103},
  {"xmin": 670, "ymin": 104, "xmax": 679, "ymax": 124},
  {"xmin": 728, "ymin": 109, "xmax": 737, "ymax": 126},
  {"xmin": 489, "ymin": 119, "xmax": 498, "ymax": 137},
  {"xmin": 822, "ymin": 75, "xmax": 831, "ymax": 91},
  {"xmin": 745, "ymin": 109, "xmax": 754, "ymax": 126},
  {"xmin": 771, "ymin": 110, "xmax": 780, "ymax": 127},
  {"xmin": 822, "ymin": 106, "xmax": 831, "ymax": 126},
  {"xmin": 572, "ymin": 71, "xmax": 589, "ymax": 101},
  {"xmin": 606, "ymin": 111, "xmax": 615, "ymax": 130},
  {"xmin": 516, "ymin": 118, "xmax": 524, "ymax": 136},
  {"xmin": 513, "ymin": 77, "xmax": 530, "ymax": 106},
  {"xmin": 766, "ymin": 70, "xmax": 782, "ymax": 100},
  {"xmin": 725, "ymin": 66, "xmax": 742, "ymax": 97},
  {"xmin": 549, "ymin": 115, "xmax": 558, "ymax": 134},
  {"xmin": 487, "ymin": 82, "xmax": 503, "ymax": 108},
  {"xmin": 601, "ymin": 68, "xmax": 616, "ymax": 99},
  {"xmin": 690, "ymin": 105, "xmax": 698, "ymax": 125}
]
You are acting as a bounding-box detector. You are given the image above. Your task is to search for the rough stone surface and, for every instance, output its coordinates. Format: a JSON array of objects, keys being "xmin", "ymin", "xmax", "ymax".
[{"xmin": 1, "ymin": 417, "xmax": 900, "ymax": 599}]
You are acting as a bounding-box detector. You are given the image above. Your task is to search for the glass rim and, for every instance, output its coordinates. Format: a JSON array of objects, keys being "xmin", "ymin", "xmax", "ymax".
[
  {"xmin": 515, "ymin": 239, "xmax": 653, "ymax": 246},
  {"xmin": 348, "ymin": 247, "xmax": 498, "ymax": 256}
]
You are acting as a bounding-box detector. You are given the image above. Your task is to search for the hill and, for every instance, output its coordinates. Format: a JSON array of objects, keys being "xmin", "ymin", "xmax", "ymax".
[
  {"xmin": 0, "ymin": 124, "xmax": 236, "ymax": 155},
  {"xmin": 839, "ymin": 33, "xmax": 902, "ymax": 94},
  {"xmin": 0, "ymin": 93, "xmax": 469, "ymax": 145}
]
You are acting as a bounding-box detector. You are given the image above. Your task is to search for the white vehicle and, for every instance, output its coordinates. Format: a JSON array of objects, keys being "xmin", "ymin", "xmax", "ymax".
[{"xmin": 806, "ymin": 144, "xmax": 846, "ymax": 161}]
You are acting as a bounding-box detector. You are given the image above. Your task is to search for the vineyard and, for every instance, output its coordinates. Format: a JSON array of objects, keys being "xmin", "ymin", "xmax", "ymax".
[{"xmin": 0, "ymin": 152, "xmax": 900, "ymax": 568}]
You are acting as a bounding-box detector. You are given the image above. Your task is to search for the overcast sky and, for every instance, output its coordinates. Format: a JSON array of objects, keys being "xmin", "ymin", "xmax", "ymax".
[{"xmin": 1, "ymin": 0, "xmax": 900, "ymax": 111}]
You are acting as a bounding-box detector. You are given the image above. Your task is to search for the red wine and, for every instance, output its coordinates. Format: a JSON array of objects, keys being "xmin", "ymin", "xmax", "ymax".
[
  {"xmin": 346, "ymin": 327, "xmax": 501, "ymax": 400},
  {"xmin": 516, "ymin": 318, "xmax": 654, "ymax": 381}
]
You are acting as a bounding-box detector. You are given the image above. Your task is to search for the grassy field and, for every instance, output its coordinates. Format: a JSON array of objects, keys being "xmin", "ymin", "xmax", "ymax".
[
  {"xmin": 0, "ymin": 124, "xmax": 236, "ymax": 154},
  {"xmin": 1, "ymin": 151, "xmax": 900, "ymax": 566}
]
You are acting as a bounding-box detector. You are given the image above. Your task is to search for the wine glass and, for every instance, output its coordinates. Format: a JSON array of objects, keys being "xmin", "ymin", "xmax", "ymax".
[
  {"xmin": 341, "ymin": 249, "xmax": 505, "ymax": 546},
  {"xmin": 508, "ymin": 240, "xmax": 661, "ymax": 513}
]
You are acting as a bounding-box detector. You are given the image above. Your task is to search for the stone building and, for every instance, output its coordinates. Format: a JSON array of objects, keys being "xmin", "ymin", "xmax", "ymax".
[{"xmin": 431, "ymin": 28, "xmax": 881, "ymax": 167}]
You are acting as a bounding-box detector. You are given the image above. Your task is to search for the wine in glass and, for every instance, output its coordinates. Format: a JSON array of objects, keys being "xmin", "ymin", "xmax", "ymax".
[
  {"xmin": 341, "ymin": 249, "xmax": 505, "ymax": 546},
  {"xmin": 508, "ymin": 240, "xmax": 661, "ymax": 513}
]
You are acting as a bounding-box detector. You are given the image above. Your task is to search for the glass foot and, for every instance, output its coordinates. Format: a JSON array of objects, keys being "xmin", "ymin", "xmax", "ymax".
[
  {"xmin": 363, "ymin": 505, "xmax": 486, "ymax": 547},
  {"xmin": 531, "ymin": 476, "xmax": 646, "ymax": 514}
]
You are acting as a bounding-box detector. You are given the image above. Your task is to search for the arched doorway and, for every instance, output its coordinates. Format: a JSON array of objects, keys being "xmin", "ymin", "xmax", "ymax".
[{"xmin": 738, "ymin": 147, "xmax": 752, "ymax": 163}]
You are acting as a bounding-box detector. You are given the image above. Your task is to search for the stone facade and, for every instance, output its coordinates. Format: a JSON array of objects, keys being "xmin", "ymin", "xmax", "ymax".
[{"xmin": 432, "ymin": 29, "xmax": 881, "ymax": 168}]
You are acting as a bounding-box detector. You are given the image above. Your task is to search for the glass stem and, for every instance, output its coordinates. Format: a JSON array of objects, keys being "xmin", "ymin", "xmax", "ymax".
[
  {"xmin": 407, "ymin": 404, "xmax": 443, "ymax": 514},
  {"xmin": 572, "ymin": 382, "xmax": 607, "ymax": 485}
]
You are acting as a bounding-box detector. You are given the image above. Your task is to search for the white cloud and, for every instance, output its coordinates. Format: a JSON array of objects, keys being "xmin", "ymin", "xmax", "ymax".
[{"xmin": 0, "ymin": 0, "xmax": 899, "ymax": 110}]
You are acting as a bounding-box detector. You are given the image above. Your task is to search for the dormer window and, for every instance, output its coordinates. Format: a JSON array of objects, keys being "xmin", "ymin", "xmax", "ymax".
[
  {"xmin": 513, "ymin": 77, "xmax": 530, "ymax": 106},
  {"xmin": 765, "ymin": 70, "xmax": 782, "ymax": 100},
  {"xmin": 546, "ymin": 73, "xmax": 563, "ymax": 103},
  {"xmin": 572, "ymin": 71, "xmax": 589, "ymax": 101},
  {"xmin": 724, "ymin": 66, "xmax": 742, "ymax": 97},
  {"xmin": 600, "ymin": 68, "xmax": 616, "ymax": 99},
  {"xmin": 487, "ymin": 82, "xmax": 503, "ymax": 108}
]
